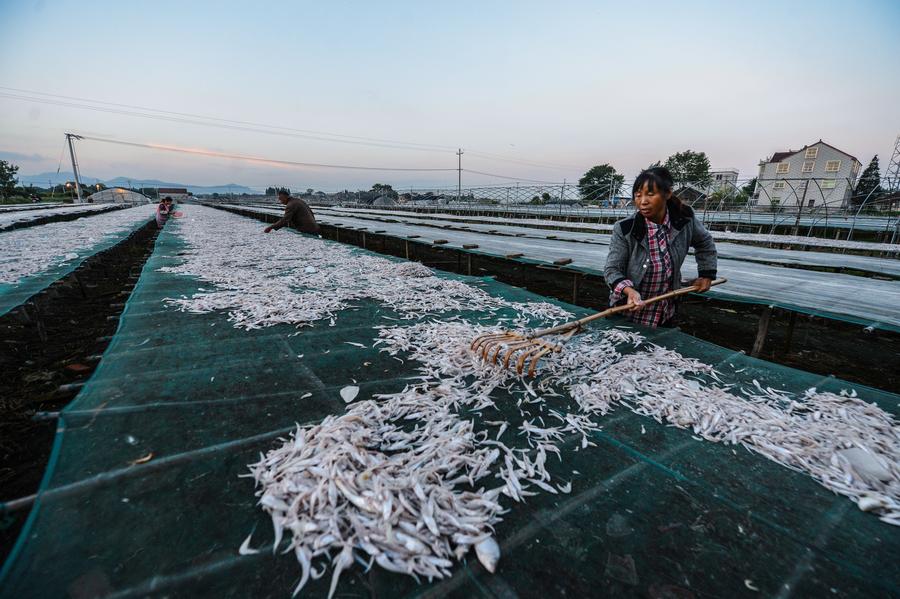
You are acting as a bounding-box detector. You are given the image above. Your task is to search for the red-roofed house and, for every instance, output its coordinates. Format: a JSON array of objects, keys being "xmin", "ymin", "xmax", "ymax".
[{"xmin": 753, "ymin": 140, "xmax": 862, "ymax": 210}]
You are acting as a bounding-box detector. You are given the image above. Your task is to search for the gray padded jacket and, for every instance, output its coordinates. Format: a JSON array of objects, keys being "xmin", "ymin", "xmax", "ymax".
[{"xmin": 604, "ymin": 200, "xmax": 717, "ymax": 294}]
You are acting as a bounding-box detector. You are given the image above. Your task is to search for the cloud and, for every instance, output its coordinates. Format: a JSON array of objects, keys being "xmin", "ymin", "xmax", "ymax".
[{"xmin": 0, "ymin": 150, "xmax": 50, "ymax": 162}]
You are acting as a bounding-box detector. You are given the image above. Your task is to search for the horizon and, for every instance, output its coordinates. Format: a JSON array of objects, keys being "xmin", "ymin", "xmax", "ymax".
[{"xmin": 1, "ymin": 0, "xmax": 899, "ymax": 190}]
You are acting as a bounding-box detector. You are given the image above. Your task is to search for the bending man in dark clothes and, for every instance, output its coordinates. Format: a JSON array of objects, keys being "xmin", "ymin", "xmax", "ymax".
[{"xmin": 264, "ymin": 189, "xmax": 320, "ymax": 235}]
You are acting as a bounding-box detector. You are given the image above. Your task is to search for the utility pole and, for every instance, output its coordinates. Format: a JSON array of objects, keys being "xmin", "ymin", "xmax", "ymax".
[
  {"xmin": 456, "ymin": 148, "xmax": 463, "ymax": 203},
  {"xmin": 559, "ymin": 179, "xmax": 566, "ymax": 215},
  {"xmin": 793, "ymin": 179, "xmax": 809, "ymax": 236},
  {"xmin": 886, "ymin": 134, "xmax": 900, "ymax": 193},
  {"xmin": 64, "ymin": 133, "xmax": 84, "ymax": 203}
]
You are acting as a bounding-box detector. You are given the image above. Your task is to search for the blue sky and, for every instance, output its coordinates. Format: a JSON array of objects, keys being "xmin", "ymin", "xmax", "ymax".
[{"xmin": 1, "ymin": 0, "xmax": 898, "ymax": 190}]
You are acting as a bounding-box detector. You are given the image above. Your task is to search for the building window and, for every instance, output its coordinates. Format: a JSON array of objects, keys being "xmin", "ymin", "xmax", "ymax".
[
  {"xmin": 750, "ymin": 199, "xmax": 759, "ymax": 206},
  {"xmin": 776, "ymin": 162, "xmax": 790, "ymax": 174},
  {"xmin": 805, "ymin": 147, "xmax": 818, "ymax": 159},
  {"xmin": 802, "ymin": 161, "xmax": 815, "ymax": 173},
  {"xmin": 773, "ymin": 181, "xmax": 785, "ymax": 190},
  {"xmin": 821, "ymin": 179, "xmax": 836, "ymax": 189},
  {"xmin": 825, "ymin": 160, "xmax": 841, "ymax": 172},
  {"xmin": 807, "ymin": 199, "xmax": 815, "ymax": 207},
  {"xmin": 715, "ymin": 174, "xmax": 722, "ymax": 180},
  {"xmin": 772, "ymin": 196, "xmax": 782, "ymax": 203}
]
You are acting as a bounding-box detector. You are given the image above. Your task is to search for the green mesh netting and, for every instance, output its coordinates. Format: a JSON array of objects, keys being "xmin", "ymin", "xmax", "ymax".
[{"xmin": 1, "ymin": 214, "xmax": 898, "ymax": 598}]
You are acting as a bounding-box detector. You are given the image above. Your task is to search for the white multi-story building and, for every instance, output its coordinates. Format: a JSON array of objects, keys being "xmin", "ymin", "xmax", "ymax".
[
  {"xmin": 753, "ymin": 140, "xmax": 861, "ymax": 210},
  {"xmin": 707, "ymin": 169, "xmax": 739, "ymax": 193}
]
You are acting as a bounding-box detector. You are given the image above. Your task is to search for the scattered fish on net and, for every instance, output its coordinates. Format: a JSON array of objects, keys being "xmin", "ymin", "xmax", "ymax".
[
  {"xmin": 0, "ymin": 205, "xmax": 155, "ymax": 284},
  {"xmin": 163, "ymin": 209, "xmax": 898, "ymax": 597},
  {"xmin": 160, "ymin": 210, "xmax": 570, "ymax": 328},
  {"xmin": 376, "ymin": 320, "xmax": 900, "ymax": 525}
]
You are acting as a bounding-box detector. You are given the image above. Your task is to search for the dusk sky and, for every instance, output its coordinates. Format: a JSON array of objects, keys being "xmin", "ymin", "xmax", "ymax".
[{"xmin": 1, "ymin": 0, "xmax": 898, "ymax": 191}]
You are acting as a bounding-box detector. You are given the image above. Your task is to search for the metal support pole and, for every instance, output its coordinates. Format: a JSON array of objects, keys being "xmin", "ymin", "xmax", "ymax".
[
  {"xmin": 65, "ymin": 133, "xmax": 84, "ymax": 203},
  {"xmin": 456, "ymin": 148, "xmax": 463, "ymax": 203},
  {"xmin": 559, "ymin": 179, "xmax": 566, "ymax": 216},
  {"xmin": 792, "ymin": 180, "xmax": 809, "ymax": 236}
]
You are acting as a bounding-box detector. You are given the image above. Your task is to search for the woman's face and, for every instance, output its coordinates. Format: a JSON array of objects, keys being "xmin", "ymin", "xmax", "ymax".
[{"xmin": 634, "ymin": 182, "xmax": 669, "ymax": 222}]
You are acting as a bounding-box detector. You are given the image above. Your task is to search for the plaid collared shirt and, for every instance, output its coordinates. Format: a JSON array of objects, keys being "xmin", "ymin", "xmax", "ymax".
[{"xmin": 612, "ymin": 212, "xmax": 675, "ymax": 327}]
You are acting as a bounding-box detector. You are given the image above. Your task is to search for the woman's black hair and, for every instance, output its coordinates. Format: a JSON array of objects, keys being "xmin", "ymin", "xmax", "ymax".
[{"xmin": 632, "ymin": 166, "xmax": 683, "ymax": 210}]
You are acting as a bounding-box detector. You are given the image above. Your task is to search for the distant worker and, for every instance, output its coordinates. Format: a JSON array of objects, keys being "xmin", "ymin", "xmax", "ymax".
[
  {"xmin": 604, "ymin": 167, "xmax": 718, "ymax": 328},
  {"xmin": 156, "ymin": 196, "xmax": 174, "ymax": 228},
  {"xmin": 264, "ymin": 189, "xmax": 319, "ymax": 235}
]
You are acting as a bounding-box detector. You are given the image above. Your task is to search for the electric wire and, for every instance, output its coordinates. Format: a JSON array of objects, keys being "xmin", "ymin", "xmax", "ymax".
[
  {"xmin": 74, "ymin": 135, "xmax": 457, "ymax": 172},
  {"xmin": 0, "ymin": 87, "xmax": 581, "ymax": 171}
]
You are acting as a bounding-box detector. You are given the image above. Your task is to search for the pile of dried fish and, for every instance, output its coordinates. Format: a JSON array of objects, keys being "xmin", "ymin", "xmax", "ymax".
[
  {"xmin": 161, "ymin": 208, "xmax": 570, "ymax": 328},
  {"xmin": 376, "ymin": 320, "xmax": 900, "ymax": 524},
  {"xmin": 246, "ymin": 388, "xmax": 506, "ymax": 597},
  {"xmin": 0, "ymin": 205, "xmax": 154, "ymax": 284}
]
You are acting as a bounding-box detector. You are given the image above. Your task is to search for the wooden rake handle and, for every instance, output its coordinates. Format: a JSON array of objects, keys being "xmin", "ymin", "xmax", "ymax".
[{"xmin": 532, "ymin": 278, "xmax": 727, "ymax": 338}]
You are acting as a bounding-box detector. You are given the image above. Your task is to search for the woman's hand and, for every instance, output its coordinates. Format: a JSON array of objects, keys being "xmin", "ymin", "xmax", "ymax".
[
  {"xmin": 623, "ymin": 287, "xmax": 643, "ymax": 311},
  {"xmin": 263, "ymin": 226, "xmax": 274, "ymax": 233},
  {"xmin": 691, "ymin": 277, "xmax": 712, "ymax": 292}
]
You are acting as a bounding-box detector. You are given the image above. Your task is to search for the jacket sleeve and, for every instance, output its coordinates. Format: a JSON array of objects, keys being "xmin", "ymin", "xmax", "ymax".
[
  {"xmin": 604, "ymin": 224, "xmax": 631, "ymax": 289},
  {"xmin": 691, "ymin": 217, "xmax": 717, "ymax": 279},
  {"xmin": 271, "ymin": 203, "xmax": 298, "ymax": 230}
]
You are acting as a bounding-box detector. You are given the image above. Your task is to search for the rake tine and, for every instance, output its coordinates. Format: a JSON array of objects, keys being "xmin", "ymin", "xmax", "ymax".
[
  {"xmin": 516, "ymin": 344, "xmax": 544, "ymax": 375},
  {"xmin": 475, "ymin": 332, "xmax": 512, "ymax": 351},
  {"xmin": 491, "ymin": 337, "xmax": 524, "ymax": 364},
  {"xmin": 501, "ymin": 340, "xmax": 537, "ymax": 368},
  {"xmin": 527, "ymin": 345, "xmax": 556, "ymax": 377},
  {"xmin": 471, "ymin": 332, "xmax": 507, "ymax": 352},
  {"xmin": 479, "ymin": 336, "xmax": 505, "ymax": 359},
  {"xmin": 487, "ymin": 340, "xmax": 509, "ymax": 364}
]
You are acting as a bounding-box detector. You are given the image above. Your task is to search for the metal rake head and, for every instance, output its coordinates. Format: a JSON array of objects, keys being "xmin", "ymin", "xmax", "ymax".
[{"xmin": 470, "ymin": 330, "xmax": 563, "ymax": 377}]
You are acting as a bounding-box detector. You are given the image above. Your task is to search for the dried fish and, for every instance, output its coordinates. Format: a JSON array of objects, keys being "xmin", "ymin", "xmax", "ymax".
[
  {"xmin": 474, "ymin": 536, "xmax": 501, "ymax": 573},
  {"xmin": 339, "ymin": 386, "xmax": 360, "ymax": 403}
]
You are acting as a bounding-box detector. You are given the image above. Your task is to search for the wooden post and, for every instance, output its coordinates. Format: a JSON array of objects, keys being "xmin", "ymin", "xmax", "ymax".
[
  {"xmin": 404, "ymin": 240, "xmax": 410, "ymax": 260},
  {"xmin": 751, "ymin": 306, "xmax": 773, "ymax": 357},
  {"xmin": 361, "ymin": 232, "xmax": 366, "ymax": 249},
  {"xmin": 467, "ymin": 254, "xmax": 472, "ymax": 276}
]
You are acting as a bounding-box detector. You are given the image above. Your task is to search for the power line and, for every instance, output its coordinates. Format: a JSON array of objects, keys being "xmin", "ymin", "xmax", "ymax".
[
  {"xmin": 0, "ymin": 87, "xmax": 585, "ymax": 171},
  {"xmin": 0, "ymin": 92, "xmax": 454, "ymax": 154},
  {"xmin": 74, "ymin": 134, "xmax": 457, "ymax": 172},
  {"xmin": 465, "ymin": 150, "xmax": 582, "ymax": 171},
  {"xmin": 0, "ymin": 86, "xmax": 456, "ymax": 153},
  {"xmin": 462, "ymin": 169, "xmax": 565, "ymax": 184}
]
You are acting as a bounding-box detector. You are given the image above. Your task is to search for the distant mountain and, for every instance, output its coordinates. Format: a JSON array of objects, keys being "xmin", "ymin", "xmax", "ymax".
[
  {"xmin": 104, "ymin": 177, "xmax": 256, "ymax": 195},
  {"xmin": 19, "ymin": 172, "xmax": 256, "ymax": 195}
]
